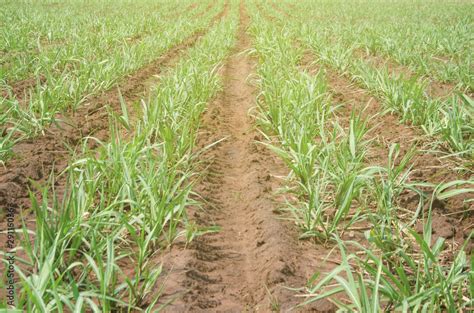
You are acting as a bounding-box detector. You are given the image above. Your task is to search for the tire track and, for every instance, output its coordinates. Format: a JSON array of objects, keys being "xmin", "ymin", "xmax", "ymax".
[
  {"xmin": 159, "ymin": 2, "xmax": 335, "ymax": 312},
  {"xmin": 0, "ymin": 2, "xmax": 231, "ymax": 305}
]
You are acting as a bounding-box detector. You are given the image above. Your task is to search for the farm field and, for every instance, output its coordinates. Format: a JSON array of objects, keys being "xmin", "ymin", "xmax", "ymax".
[{"xmin": 0, "ymin": 0, "xmax": 473, "ymax": 312}]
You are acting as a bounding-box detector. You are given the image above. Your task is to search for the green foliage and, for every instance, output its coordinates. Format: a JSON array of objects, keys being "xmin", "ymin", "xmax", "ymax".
[{"xmin": 1, "ymin": 3, "xmax": 238, "ymax": 311}]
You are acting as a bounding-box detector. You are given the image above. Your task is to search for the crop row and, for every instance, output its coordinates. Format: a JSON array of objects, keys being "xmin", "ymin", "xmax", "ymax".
[
  {"xmin": 249, "ymin": 3, "xmax": 472, "ymax": 311},
  {"xmin": 3, "ymin": 3, "xmax": 238, "ymax": 311},
  {"xmin": 259, "ymin": 1, "xmax": 473, "ymax": 161},
  {"xmin": 0, "ymin": 0, "xmax": 222, "ymax": 162},
  {"xmin": 1, "ymin": 1, "xmax": 188, "ymax": 81},
  {"xmin": 277, "ymin": 0, "xmax": 473, "ymax": 91}
]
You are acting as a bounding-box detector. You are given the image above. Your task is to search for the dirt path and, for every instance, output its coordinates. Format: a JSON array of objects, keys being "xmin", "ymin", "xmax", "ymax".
[{"xmin": 158, "ymin": 2, "xmax": 335, "ymax": 312}]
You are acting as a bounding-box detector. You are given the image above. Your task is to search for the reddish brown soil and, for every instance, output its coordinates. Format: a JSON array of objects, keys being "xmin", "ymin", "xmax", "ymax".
[
  {"xmin": 0, "ymin": 2, "xmax": 204, "ymax": 102},
  {"xmin": 299, "ymin": 52, "xmax": 473, "ymax": 246},
  {"xmin": 270, "ymin": 2, "xmax": 290, "ymax": 17},
  {"xmin": 0, "ymin": 4, "xmax": 228, "ymax": 215},
  {"xmin": 155, "ymin": 3, "xmax": 336, "ymax": 312},
  {"xmin": 0, "ymin": 75, "xmax": 46, "ymax": 104},
  {"xmin": 256, "ymin": 8, "xmax": 472, "ymax": 248},
  {"xmin": 0, "ymin": 8, "xmax": 230, "ymax": 302},
  {"xmin": 185, "ymin": 2, "xmax": 199, "ymax": 13},
  {"xmin": 255, "ymin": 2, "xmax": 277, "ymax": 21},
  {"xmin": 195, "ymin": 2, "xmax": 217, "ymax": 18},
  {"xmin": 270, "ymin": 6, "xmax": 463, "ymax": 99},
  {"xmin": 353, "ymin": 49, "xmax": 458, "ymax": 99},
  {"xmin": 1, "ymin": 1, "xmax": 470, "ymax": 311}
]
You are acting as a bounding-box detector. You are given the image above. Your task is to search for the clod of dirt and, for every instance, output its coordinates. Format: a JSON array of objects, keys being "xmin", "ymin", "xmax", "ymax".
[{"xmin": 415, "ymin": 214, "xmax": 455, "ymax": 240}]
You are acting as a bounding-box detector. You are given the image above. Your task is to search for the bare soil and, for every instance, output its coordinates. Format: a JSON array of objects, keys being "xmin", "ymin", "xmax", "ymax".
[
  {"xmin": 299, "ymin": 52, "xmax": 473, "ymax": 247},
  {"xmin": 0, "ymin": 75, "xmax": 47, "ymax": 104},
  {"xmin": 155, "ymin": 3, "xmax": 337, "ymax": 312},
  {"xmin": 0, "ymin": 7, "xmax": 229, "ymax": 301},
  {"xmin": 0, "ymin": 5, "xmax": 228, "ymax": 217},
  {"xmin": 352, "ymin": 49, "xmax": 458, "ymax": 99},
  {"xmin": 270, "ymin": 2, "xmax": 290, "ymax": 17},
  {"xmin": 271, "ymin": 4, "xmax": 464, "ymax": 99},
  {"xmin": 1, "ymin": 1, "xmax": 471, "ymax": 311},
  {"xmin": 0, "ymin": 2, "xmax": 209, "ymax": 106},
  {"xmin": 258, "ymin": 4, "xmax": 472, "ymax": 251}
]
